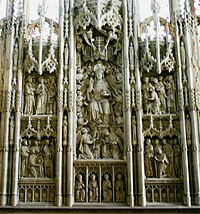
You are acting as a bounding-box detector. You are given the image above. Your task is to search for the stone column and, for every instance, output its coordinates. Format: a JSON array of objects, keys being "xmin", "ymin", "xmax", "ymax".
[
  {"xmin": 11, "ymin": 25, "xmax": 23, "ymax": 205},
  {"xmin": 55, "ymin": 0, "xmax": 64, "ymax": 206},
  {"xmin": 123, "ymin": 0, "xmax": 134, "ymax": 207},
  {"xmin": 133, "ymin": 0, "xmax": 146, "ymax": 207},
  {"xmin": 173, "ymin": 12, "xmax": 191, "ymax": 206},
  {"xmin": 66, "ymin": 0, "xmax": 75, "ymax": 207},
  {"xmin": 183, "ymin": 8, "xmax": 200, "ymax": 205},
  {"xmin": 1, "ymin": 17, "xmax": 14, "ymax": 206}
]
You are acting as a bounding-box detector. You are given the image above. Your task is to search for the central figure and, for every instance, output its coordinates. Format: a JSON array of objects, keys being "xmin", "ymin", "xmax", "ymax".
[{"xmin": 87, "ymin": 63, "xmax": 111, "ymax": 124}]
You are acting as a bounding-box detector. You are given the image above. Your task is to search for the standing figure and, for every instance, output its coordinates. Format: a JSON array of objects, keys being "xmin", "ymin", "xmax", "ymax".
[
  {"xmin": 43, "ymin": 140, "xmax": 54, "ymax": 178},
  {"xmin": 36, "ymin": 78, "xmax": 47, "ymax": 114},
  {"xmin": 142, "ymin": 77, "xmax": 151, "ymax": 114},
  {"xmin": 21, "ymin": 140, "xmax": 30, "ymax": 177},
  {"xmin": 156, "ymin": 76, "xmax": 167, "ymax": 113},
  {"xmin": 185, "ymin": 114, "xmax": 192, "ymax": 146},
  {"xmin": 88, "ymin": 174, "xmax": 98, "ymax": 202},
  {"xmin": 162, "ymin": 139, "xmax": 174, "ymax": 177},
  {"xmin": 147, "ymin": 84, "xmax": 160, "ymax": 114},
  {"xmin": 165, "ymin": 75, "xmax": 176, "ymax": 113},
  {"xmin": 75, "ymin": 174, "xmax": 85, "ymax": 202},
  {"xmin": 47, "ymin": 77, "xmax": 56, "ymax": 114},
  {"xmin": 24, "ymin": 76, "xmax": 35, "ymax": 114},
  {"xmin": 144, "ymin": 139, "xmax": 154, "ymax": 177},
  {"xmin": 102, "ymin": 174, "xmax": 112, "ymax": 202},
  {"xmin": 115, "ymin": 173, "xmax": 125, "ymax": 202},
  {"xmin": 173, "ymin": 139, "xmax": 181, "ymax": 177},
  {"xmin": 88, "ymin": 63, "xmax": 111, "ymax": 124},
  {"xmin": 63, "ymin": 116, "xmax": 68, "ymax": 146}
]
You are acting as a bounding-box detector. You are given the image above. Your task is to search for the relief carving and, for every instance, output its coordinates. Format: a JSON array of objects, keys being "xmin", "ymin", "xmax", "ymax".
[
  {"xmin": 24, "ymin": 75, "xmax": 57, "ymax": 115},
  {"xmin": 20, "ymin": 138, "xmax": 55, "ymax": 178},
  {"xmin": 75, "ymin": 18, "xmax": 124, "ymax": 160},
  {"xmin": 142, "ymin": 75, "xmax": 176, "ymax": 114},
  {"xmin": 144, "ymin": 137, "xmax": 181, "ymax": 178}
]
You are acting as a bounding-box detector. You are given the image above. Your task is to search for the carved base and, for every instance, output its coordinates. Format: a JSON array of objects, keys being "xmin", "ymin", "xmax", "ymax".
[
  {"xmin": 183, "ymin": 194, "xmax": 191, "ymax": 207},
  {"xmin": 66, "ymin": 194, "xmax": 74, "ymax": 207},
  {"xmin": 1, "ymin": 194, "xmax": 7, "ymax": 206},
  {"xmin": 195, "ymin": 194, "xmax": 200, "ymax": 206},
  {"xmin": 138, "ymin": 194, "xmax": 146, "ymax": 207},
  {"xmin": 11, "ymin": 194, "xmax": 19, "ymax": 206},
  {"xmin": 127, "ymin": 195, "xmax": 134, "ymax": 207},
  {"xmin": 56, "ymin": 194, "xmax": 62, "ymax": 207}
]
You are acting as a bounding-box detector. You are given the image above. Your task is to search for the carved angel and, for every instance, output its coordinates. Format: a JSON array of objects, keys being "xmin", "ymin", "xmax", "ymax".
[{"xmin": 77, "ymin": 128, "xmax": 96, "ymax": 159}]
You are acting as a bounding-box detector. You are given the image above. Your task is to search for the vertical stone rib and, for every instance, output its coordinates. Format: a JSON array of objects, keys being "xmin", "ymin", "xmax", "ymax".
[
  {"xmin": 133, "ymin": 0, "xmax": 146, "ymax": 207},
  {"xmin": 55, "ymin": 0, "xmax": 64, "ymax": 207},
  {"xmin": 11, "ymin": 19, "xmax": 24, "ymax": 206},
  {"xmin": 66, "ymin": 0, "xmax": 75, "ymax": 207},
  {"xmin": 1, "ymin": 15, "xmax": 15, "ymax": 206},
  {"xmin": 183, "ymin": 4, "xmax": 200, "ymax": 206},
  {"xmin": 173, "ymin": 7, "xmax": 191, "ymax": 206},
  {"xmin": 123, "ymin": 0, "xmax": 134, "ymax": 207}
]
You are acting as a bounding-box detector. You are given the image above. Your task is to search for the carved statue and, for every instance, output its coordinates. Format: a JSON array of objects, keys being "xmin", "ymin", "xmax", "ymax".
[
  {"xmin": 75, "ymin": 174, "xmax": 85, "ymax": 202},
  {"xmin": 185, "ymin": 114, "xmax": 192, "ymax": 146},
  {"xmin": 36, "ymin": 78, "xmax": 47, "ymax": 114},
  {"xmin": 24, "ymin": 76, "xmax": 35, "ymax": 114},
  {"xmin": 63, "ymin": 116, "xmax": 68, "ymax": 146},
  {"xmin": 21, "ymin": 140, "xmax": 30, "ymax": 177},
  {"xmin": 102, "ymin": 174, "xmax": 112, "ymax": 202},
  {"xmin": 155, "ymin": 77, "xmax": 167, "ymax": 113},
  {"xmin": 162, "ymin": 139, "xmax": 173, "ymax": 177},
  {"xmin": 47, "ymin": 77, "xmax": 56, "ymax": 114},
  {"xmin": 78, "ymin": 128, "xmax": 96, "ymax": 159},
  {"xmin": 102, "ymin": 129, "xmax": 123, "ymax": 159},
  {"xmin": 87, "ymin": 63, "xmax": 111, "ymax": 124},
  {"xmin": 115, "ymin": 173, "xmax": 125, "ymax": 202},
  {"xmin": 142, "ymin": 77, "xmax": 152, "ymax": 114},
  {"xmin": 155, "ymin": 146, "xmax": 169, "ymax": 178},
  {"xmin": 147, "ymin": 84, "xmax": 160, "ymax": 114},
  {"xmin": 173, "ymin": 139, "xmax": 181, "ymax": 177},
  {"xmin": 88, "ymin": 174, "xmax": 98, "ymax": 202},
  {"xmin": 165, "ymin": 75, "xmax": 176, "ymax": 113},
  {"xmin": 43, "ymin": 140, "xmax": 54, "ymax": 178},
  {"xmin": 144, "ymin": 138, "xmax": 154, "ymax": 177},
  {"xmin": 28, "ymin": 141, "xmax": 44, "ymax": 178},
  {"xmin": 132, "ymin": 116, "xmax": 137, "ymax": 145}
]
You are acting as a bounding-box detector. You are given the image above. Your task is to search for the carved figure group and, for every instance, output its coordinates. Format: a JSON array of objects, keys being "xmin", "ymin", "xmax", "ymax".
[
  {"xmin": 144, "ymin": 138, "xmax": 181, "ymax": 178},
  {"xmin": 77, "ymin": 127, "xmax": 123, "ymax": 160},
  {"xmin": 20, "ymin": 139, "xmax": 54, "ymax": 178},
  {"xmin": 142, "ymin": 75, "xmax": 176, "ymax": 114},
  {"xmin": 75, "ymin": 172, "xmax": 125, "ymax": 203},
  {"xmin": 76, "ymin": 61, "xmax": 123, "ymax": 128},
  {"xmin": 24, "ymin": 76, "xmax": 57, "ymax": 115}
]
